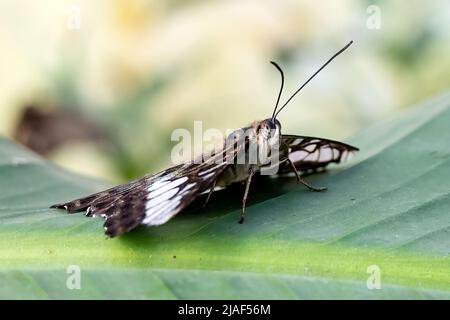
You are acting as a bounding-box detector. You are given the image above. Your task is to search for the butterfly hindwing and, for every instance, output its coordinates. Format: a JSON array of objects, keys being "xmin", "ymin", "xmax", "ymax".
[{"xmin": 280, "ymin": 134, "xmax": 359, "ymax": 173}]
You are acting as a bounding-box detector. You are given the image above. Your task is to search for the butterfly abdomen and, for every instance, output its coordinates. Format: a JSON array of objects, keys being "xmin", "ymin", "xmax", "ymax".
[{"xmin": 216, "ymin": 164, "xmax": 255, "ymax": 188}]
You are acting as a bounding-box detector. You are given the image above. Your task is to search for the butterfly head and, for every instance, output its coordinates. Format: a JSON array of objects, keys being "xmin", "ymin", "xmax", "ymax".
[
  {"xmin": 254, "ymin": 118, "xmax": 282, "ymax": 154},
  {"xmin": 257, "ymin": 118, "xmax": 281, "ymax": 139}
]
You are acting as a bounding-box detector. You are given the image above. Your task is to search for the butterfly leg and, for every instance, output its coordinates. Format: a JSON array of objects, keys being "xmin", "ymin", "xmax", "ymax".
[
  {"xmin": 287, "ymin": 159, "xmax": 327, "ymax": 192},
  {"xmin": 203, "ymin": 179, "xmax": 217, "ymax": 209},
  {"xmin": 239, "ymin": 168, "xmax": 255, "ymax": 224}
]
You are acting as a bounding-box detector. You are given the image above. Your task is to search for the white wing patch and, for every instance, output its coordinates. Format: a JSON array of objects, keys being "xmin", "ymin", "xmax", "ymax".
[
  {"xmin": 304, "ymin": 144, "xmax": 315, "ymax": 152},
  {"xmin": 198, "ymin": 165, "xmax": 223, "ymax": 176},
  {"xmin": 289, "ymin": 150, "xmax": 309, "ymax": 162},
  {"xmin": 143, "ymin": 180, "xmax": 197, "ymax": 226},
  {"xmin": 147, "ymin": 176, "xmax": 187, "ymax": 198},
  {"xmin": 144, "ymin": 196, "xmax": 181, "ymax": 225},
  {"xmin": 318, "ymin": 147, "xmax": 334, "ymax": 162},
  {"xmin": 147, "ymin": 179, "xmax": 171, "ymax": 192},
  {"xmin": 145, "ymin": 187, "xmax": 179, "ymax": 210}
]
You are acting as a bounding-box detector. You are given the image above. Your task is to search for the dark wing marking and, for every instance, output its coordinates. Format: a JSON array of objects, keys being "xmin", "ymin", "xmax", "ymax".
[
  {"xmin": 51, "ymin": 140, "xmax": 244, "ymax": 237},
  {"xmin": 280, "ymin": 134, "xmax": 359, "ymax": 173}
]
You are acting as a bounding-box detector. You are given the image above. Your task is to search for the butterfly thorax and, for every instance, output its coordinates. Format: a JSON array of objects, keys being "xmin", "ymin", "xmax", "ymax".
[{"xmin": 216, "ymin": 118, "xmax": 285, "ymax": 187}]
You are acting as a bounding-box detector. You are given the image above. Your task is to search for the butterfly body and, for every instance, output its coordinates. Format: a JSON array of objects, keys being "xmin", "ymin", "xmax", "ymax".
[
  {"xmin": 51, "ymin": 118, "xmax": 357, "ymax": 237},
  {"xmin": 51, "ymin": 41, "xmax": 357, "ymax": 237},
  {"xmin": 216, "ymin": 164, "xmax": 254, "ymax": 188}
]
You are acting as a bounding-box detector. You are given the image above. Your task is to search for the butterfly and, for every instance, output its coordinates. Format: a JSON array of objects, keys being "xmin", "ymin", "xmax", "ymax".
[{"xmin": 51, "ymin": 41, "xmax": 358, "ymax": 237}]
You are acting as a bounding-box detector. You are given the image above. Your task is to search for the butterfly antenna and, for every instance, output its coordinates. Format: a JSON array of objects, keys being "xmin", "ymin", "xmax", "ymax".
[
  {"xmin": 274, "ymin": 40, "xmax": 353, "ymax": 119},
  {"xmin": 270, "ymin": 61, "xmax": 285, "ymax": 120}
]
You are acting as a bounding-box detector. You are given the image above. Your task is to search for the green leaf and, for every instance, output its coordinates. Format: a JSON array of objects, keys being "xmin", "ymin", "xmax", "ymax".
[{"xmin": 1, "ymin": 94, "xmax": 449, "ymax": 299}]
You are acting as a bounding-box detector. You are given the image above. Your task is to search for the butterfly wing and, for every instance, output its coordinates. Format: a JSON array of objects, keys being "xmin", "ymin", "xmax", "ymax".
[
  {"xmin": 51, "ymin": 142, "xmax": 243, "ymax": 237},
  {"xmin": 280, "ymin": 134, "xmax": 359, "ymax": 173},
  {"xmin": 50, "ymin": 164, "xmax": 183, "ymax": 215}
]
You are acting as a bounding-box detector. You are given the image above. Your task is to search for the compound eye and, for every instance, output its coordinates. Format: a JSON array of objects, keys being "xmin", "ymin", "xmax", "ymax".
[
  {"xmin": 274, "ymin": 119, "xmax": 281, "ymax": 128},
  {"xmin": 266, "ymin": 120, "xmax": 276, "ymax": 130}
]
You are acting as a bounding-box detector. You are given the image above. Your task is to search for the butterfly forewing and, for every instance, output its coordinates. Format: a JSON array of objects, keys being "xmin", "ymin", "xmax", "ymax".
[{"xmin": 52, "ymin": 140, "xmax": 244, "ymax": 237}]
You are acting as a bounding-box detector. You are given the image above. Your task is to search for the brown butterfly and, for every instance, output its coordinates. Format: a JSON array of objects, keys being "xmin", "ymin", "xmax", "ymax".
[{"xmin": 51, "ymin": 41, "xmax": 358, "ymax": 237}]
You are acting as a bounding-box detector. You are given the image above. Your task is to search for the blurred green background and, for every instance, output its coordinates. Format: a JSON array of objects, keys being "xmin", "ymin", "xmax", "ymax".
[{"xmin": 0, "ymin": 0, "xmax": 449, "ymax": 182}]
